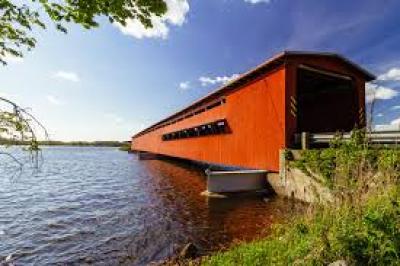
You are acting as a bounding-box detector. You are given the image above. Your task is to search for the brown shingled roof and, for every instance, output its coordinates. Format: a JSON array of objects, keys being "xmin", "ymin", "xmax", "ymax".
[{"xmin": 132, "ymin": 51, "xmax": 375, "ymax": 138}]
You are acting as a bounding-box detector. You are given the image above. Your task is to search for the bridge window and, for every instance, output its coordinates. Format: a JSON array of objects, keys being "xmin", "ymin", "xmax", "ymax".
[
  {"xmin": 139, "ymin": 98, "xmax": 227, "ymax": 137},
  {"xmin": 162, "ymin": 119, "xmax": 228, "ymax": 141}
]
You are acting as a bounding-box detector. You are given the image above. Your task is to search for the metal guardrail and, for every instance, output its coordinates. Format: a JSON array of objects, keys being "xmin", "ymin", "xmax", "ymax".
[{"xmin": 296, "ymin": 131, "xmax": 400, "ymax": 148}]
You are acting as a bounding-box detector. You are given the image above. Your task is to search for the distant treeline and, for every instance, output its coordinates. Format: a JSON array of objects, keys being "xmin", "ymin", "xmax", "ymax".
[{"xmin": 0, "ymin": 138, "xmax": 129, "ymax": 147}]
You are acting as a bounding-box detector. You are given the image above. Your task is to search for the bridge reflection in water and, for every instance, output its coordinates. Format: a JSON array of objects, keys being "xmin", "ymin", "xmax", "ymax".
[{"xmin": 137, "ymin": 157, "xmax": 306, "ymax": 258}]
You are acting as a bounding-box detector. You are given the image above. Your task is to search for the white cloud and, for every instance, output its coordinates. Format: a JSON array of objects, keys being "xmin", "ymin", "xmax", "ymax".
[
  {"xmin": 46, "ymin": 95, "xmax": 63, "ymax": 105},
  {"xmin": 179, "ymin": 81, "xmax": 190, "ymax": 90},
  {"xmin": 391, "ymin": 117, "xmax": 400, "ymax": 125},
  {"xmin": 116, "ymin": 18, "xmax": 169, "ymax": 39},
  {"xmin": 199, "ymin": 74, "xmax": 240, "ymax": 87},
  {"xmin": 378, "ymin": 68, "xmax": 400, "ymax": 81},
  {"xmin": 376, "ymin": 113, "xmax": 384, "ymax": 117},
  {"xmin": 52, "ymin": 71, "xmax": 80, "ymax": 82},
  {"xmin": 244, "ymin": 0, "xmax": 271, "ymax": 4},
  {"xmin": 374, "ymin": 124, "xmax": 400, "ymax": 131},
  {"xmin": 115, "ymin": 0, "xmax": 189, "ymax": 39},
  {"xmin": 374, "ymin": 116, "xmax": 400, "ymax": 131},
  {"xmin": 392, "ymin": 105, "xmax": 400, "ymax": 110},
  {"xmin": 365, "ymin": 83, "xmax": 398, "ymax": 103}
]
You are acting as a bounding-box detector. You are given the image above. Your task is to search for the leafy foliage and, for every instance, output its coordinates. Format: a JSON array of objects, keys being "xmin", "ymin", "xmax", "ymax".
[
  {"xmin": 0, "ymin": 0, "xmax": 167, "ymax": 64},
  {"xmin": 292, "ymin": 130, "xmax": 400, "ymax": 189},
  {"xmin": 204, "ymin": 187, "xmax": 400, "ymax": 266},
  {"xmin": 0, "ymin": 97, "xmax": 47, "ymax": 173},
  {"xmin": 203, "ymin": 132, "xmax": 400, "ymax": 265},
  {"xmin": 0, "ymin": 97, "xmax": 42, "ymax": 147}
]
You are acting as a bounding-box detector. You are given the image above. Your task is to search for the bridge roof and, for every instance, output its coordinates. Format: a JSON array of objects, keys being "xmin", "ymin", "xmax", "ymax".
[{"xmin": 133, "ymin": 51, "xmax": 375, "ymax": 138}]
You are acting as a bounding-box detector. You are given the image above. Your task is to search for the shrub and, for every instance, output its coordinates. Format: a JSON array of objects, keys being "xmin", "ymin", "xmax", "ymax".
[
  {"xmin": 203, "ymin": 130, "xmax": 400, "ymax": 266},
  {"xmin": 203, "ymin": 186, "xmax": 400, "ymax": 266}
]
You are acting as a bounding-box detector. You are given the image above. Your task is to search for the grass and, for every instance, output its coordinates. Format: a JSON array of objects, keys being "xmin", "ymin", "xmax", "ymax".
[
  {"xmin": 203, "ymin": 185, "xmax": 400, "ymax": 265},
  {"xmin": 202, "ymin": 131, "xmax": 400, "ymax": 266}
]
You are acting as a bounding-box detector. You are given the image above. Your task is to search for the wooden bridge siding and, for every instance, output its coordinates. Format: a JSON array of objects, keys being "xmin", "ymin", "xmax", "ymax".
[
  {"xmin": 222, "ymin": 66, "xmax": 286, "ymax": 170},
  {"xmin": 284, "ymin": 56, "xmax": 367, "ymax": 147},
  {"xmin": 131, "ymin": 67, "xmax": 287, "ymax": 171},
  {"xmin": 131, "ymin": 102, "xmax": 227, "ymax": 158}
]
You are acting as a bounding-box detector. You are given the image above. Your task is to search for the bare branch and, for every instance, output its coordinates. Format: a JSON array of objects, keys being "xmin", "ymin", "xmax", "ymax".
[{"xmin": 0, "ymin": 96, "xmax": 47, "ymax": 175}]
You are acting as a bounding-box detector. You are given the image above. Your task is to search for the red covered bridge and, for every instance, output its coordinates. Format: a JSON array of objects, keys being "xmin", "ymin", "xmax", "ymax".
[{"xmin": 131, "ymin": 51, "xmax": 375, "ymax": 172}]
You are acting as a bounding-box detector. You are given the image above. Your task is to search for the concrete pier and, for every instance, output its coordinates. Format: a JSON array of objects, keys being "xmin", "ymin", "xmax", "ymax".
[
  {"xmin": 266, "ymin": 149, "xmax": 333, "ymax": 203},
  {"xmin": 205, "ymin": 169, "xmax": 268, "ymax": 193}
]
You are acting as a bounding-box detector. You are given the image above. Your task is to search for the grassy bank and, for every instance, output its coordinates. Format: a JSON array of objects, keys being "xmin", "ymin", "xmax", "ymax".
[
  {"xmin": 203, "ymin": 131, "xmax": 400, "ymax": 266},
  {"xmin": 204, "ymin": 185, "xmax": 399, "ymax": 265}
]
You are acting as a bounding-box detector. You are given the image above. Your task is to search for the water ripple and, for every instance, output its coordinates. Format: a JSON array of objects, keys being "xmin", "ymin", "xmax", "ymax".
[{"xmin": 0, "ymin": 147, "xmax": 305, "ymax": 265}]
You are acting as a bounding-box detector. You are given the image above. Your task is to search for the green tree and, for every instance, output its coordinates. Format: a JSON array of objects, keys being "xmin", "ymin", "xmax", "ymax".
[
  {"xmin": 0, "ymin": 96, "xmax": 47, "ymax": 174},
  {"xmin": 0, "ymin": 0, "xmax": 167, "ymax": 64},
  {"xmin": 0, "ymin": 0, "xmax": 168, "ymax": 172}
]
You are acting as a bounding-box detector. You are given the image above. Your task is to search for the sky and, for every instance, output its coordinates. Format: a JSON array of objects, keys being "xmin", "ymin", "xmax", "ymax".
[{"xmin": 1, "ymin": 0, "xmax": 400, "ymax": 141}]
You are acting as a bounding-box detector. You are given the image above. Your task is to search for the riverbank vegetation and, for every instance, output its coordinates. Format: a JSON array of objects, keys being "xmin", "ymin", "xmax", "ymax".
[
  {"xmin": 118, "ymin": 142, "xmax": 132, "ymax": 151},
  {"xmin": 0, "ymin": 138, "xmax": 127, "ymax": 148},
  {"xmin": 203, "ymin": 131, "xmax": 400, "ymax": 265}
]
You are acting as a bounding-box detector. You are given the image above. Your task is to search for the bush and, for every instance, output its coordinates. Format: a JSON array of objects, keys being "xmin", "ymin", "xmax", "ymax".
[
  {"xmin": 203, "ymin": 130, "xmax": 400, "ymax": 266},
  {"xmin": 292, "ymin": 130, "xmax": 400, "ymax": 190},
  {"xmin": 203, "ymin": 186, "xmax": 400, "ymax": 266}
]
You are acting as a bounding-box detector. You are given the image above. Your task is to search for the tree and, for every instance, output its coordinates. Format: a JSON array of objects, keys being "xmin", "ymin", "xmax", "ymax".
[
  {"xmin": 1, "ymin": 1, "xmax": 168, "ymax": 172},
  {"xmin": 0, "ymin": 0, "xmax": 168, "ymax": 155},
  {"xmin": 0, "ymin": 96, "xmax": 47, "ymax": 176},
  {"xmin": 0, "ymin": 0, "xmax": 167, "ymax": 64}
]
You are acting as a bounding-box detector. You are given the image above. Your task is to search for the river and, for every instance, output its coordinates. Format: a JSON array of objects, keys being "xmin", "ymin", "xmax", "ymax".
[{"xmin": 0, "ymin": 147, "xmax": 304, "ymax": 265}]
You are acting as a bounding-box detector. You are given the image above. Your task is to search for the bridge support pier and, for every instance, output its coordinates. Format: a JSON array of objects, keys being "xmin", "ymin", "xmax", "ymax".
[
  {"xmin": 266, "ymin": 149, "xmax": 333, "ymax": 203},
  {"xmin": 137, "ymin": 151, "xmax": 161, "ymax": 160},
  {"xmin": 204, "ymin": 169, "xmax": 268, "ymax": 194}
]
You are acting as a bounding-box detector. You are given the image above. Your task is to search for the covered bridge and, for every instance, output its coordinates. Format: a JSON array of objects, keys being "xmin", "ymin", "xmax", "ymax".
[{"xmin": 131, "ymin": 51, "xmax": 375, "ymax": 172}]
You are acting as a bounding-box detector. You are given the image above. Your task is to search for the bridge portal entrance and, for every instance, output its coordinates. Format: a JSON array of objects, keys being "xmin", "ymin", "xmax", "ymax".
[{"xmin": 296, "ymin": 65, "xmax": 358, "ymax": 133}]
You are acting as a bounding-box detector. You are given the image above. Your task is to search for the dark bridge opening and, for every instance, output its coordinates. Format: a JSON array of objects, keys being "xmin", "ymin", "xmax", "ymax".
[
  {"xmin": 162, "ymin": 119, "xmax": 228, "ymax": 141},
  {"xmin": 296, "ymin": 65, "xmax": 358, "ymax": 133}
]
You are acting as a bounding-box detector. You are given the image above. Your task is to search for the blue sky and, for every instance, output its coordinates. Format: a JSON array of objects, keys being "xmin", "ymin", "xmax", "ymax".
[{"xmin": 1, "ymin": 0, "xmax": 400, "ymax": 141}]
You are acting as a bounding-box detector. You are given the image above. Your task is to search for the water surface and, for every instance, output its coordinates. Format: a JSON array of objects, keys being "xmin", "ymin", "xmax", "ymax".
[{"xmin": 0, "ymin": 147, "xmax": 303, "ymax": 265}]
